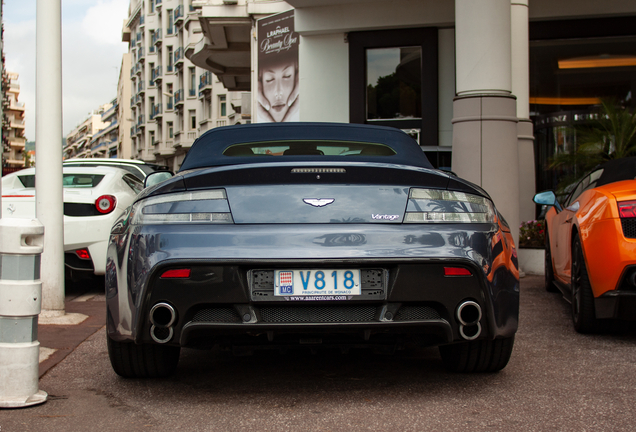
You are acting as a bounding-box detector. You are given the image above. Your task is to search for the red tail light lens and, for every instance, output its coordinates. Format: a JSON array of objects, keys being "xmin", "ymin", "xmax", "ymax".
[
  {"xmin": 618, "ymin": 200, "xmax": 636, "ymax": 219},
  {"xmin": 95, "ymin": 195, "xmax": 117, "ymax": 214},
  {"xmin": 444, "ymin": 267, "xmax": 472, "ymax": 277},
  {"xmin": 75, "ymin": 249, "xmax": 91, "ymax": 260},
  {"xmin": 160, "ymin": 269, "xmax": 191, "ymax": 279}
]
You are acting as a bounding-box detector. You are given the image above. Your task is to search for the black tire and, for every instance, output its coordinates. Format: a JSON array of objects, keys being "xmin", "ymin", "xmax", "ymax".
[
  {"xmin": 107, "ymin": 335, "xmax": 180, "ymax": 378},
  {"xmin": 544, "ymin": 230, "xmax": 558, "ymax": 292},
  {"xmin": 439, "ymin": 336, "xmax": 514, "ymax": 373},
  {"xmin": 571, "ymin": 234, "xmax": 597, "ymax": 333}
]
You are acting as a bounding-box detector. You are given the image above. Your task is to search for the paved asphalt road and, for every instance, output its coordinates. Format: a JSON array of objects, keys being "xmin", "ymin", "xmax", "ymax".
[{"xmin": 3, "ymin": 275, "xmax": 636, "ymax": 431}]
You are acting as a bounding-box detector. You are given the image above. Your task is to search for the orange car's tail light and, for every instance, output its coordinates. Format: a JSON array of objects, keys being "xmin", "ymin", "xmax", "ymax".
[{"xmin": 618, "ymin": 200, "xmax": 636, "ymax": 218}]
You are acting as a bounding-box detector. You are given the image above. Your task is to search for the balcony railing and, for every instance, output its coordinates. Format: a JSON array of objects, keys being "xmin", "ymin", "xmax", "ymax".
[
  {"xmin": 166, "ymin": 96, "xmax": 174, "ymax": 111},
  {"xmin": 174, "ymin": 47, "xmax": 184, "ymax": 66},
  {"xmin": 174, "ymin": 5, "xmax": 184, "ymax": 23},
  {"xmin": 137, "ymin": 115, "xmax": 145, "ymax": 127},
  {"xmin": 136, "ymin": 32, "xmax": 142, "ymax": 43},
  {"xmin": 189, "ymin": 88, "xmax": 196, "ymax": 97},
  {"xmin": 151, "ymin": 65, "xmax": 162, "ymax": 83},
  {"xmin": 139, "ymin": 14, "xmax": 145, "ymax": 27},
  {"xmin": 167, "ymin": 64, "xmax": 173, "ymax": 73},
  {"xmin": 174, "ymin": 89, "xmax": 184, "ymax": 106},
  {"xmin": 138, "ymin": 46, "xmax": 145, "ymax": 61},
  {"xmin": 137, "ymin": 80, "xmax": 145, "ymax": 94},
  {"xmin": 152, "ymin": 28, "xmax": 162, "ymax": 45},
  {"xmin": 150, "ymin": 104, "xmax": 162, "ymax": 121},
  {"xmin": 199, "ymin": 71, "xmax": 212, "ymax": 93}
]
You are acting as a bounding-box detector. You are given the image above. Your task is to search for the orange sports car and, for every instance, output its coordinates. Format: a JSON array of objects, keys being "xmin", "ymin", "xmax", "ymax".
[{"xmin": 534, "ymin": 157, "xmax": 636, "ymax": 333}]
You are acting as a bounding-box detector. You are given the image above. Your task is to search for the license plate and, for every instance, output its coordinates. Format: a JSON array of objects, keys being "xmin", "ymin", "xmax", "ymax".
[{"xmin": 275, "ymin": 270, "xmax": 361, "ymax": 296}]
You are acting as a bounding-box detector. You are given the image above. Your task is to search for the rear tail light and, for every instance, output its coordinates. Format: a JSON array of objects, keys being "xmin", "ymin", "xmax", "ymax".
[
  {"xmin": 160, "ymin": 269, "xmax": 191, "ymax": 278},
  {"xmin": 75, "ymin": 248, "xmax": 91, "ymax": 260},
  {"xmin": 96, "ymin": 195, "xmax": 117, "ymax": 214},
  {"xmin": 131, "ymin": 189, "xmax": 233, "ymax": 225},
  {"xmin": 618, "ymin": 200, "xmax": 636, "ymax": 218},
  {"xmin": 444, "ymin": 267, "xmax": 472, "ymax": 276},
  {"xmin": 404, "ymin": 189, "xmax": 496, "ymax": 223}
]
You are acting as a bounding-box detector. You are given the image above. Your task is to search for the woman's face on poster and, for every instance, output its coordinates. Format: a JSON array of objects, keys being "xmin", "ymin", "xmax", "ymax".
[{"xmin": 262, "ymin": 62, "xmax": 296, "ymax": 122}]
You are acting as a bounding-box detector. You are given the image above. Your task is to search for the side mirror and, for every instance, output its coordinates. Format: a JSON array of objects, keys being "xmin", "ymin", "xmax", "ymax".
[
  {"xmin": 144, "ymin": 171, "xmax": 173, "ymax": 188},
  {"xmin": 533, "ymin": 191, "xmax": 556, "ymax": 206},
  {"xmin": 533, "ymin": 190, "xmax": 562, "ymax": 212}
]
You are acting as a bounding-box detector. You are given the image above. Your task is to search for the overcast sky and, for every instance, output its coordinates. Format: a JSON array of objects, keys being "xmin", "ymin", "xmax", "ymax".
[{"xmin": 3, "ymin": 0, "xmax": 129, "ymax": 141}]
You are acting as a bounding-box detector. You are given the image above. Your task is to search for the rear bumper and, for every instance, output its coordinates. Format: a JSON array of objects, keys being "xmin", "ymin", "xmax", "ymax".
[
  {"xmin": 595, "ymin": 291, "xmax": 636, "ymax": 320},
  {"xmin": 106, "ymin": 223, "xmax": 519, "ymax": 348}
]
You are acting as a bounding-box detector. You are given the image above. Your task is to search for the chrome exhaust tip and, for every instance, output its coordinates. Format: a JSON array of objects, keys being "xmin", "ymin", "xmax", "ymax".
[
  {"xmin": 456, "ymin": 301, "xmax": 482, "ymax": 326},
  {"xmin": 150, "ymin": 302, "xmax": 177, "ymax": 328},
  {"xmin": 459, "ymin": 323, "xmax": 482, "ymax": 340},
  {"xmin": 150, "ymin": 325, "xmax": 174, "ymax": 344}
]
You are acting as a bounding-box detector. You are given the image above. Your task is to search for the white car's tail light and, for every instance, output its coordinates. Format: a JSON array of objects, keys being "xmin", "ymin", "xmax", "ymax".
[
  {"xmin": 131, "ymin": 189, "xmax": 233, "ymax": 225},
  {"xmin": 618, "ymin": 200, "xmax": 636, "ymax": 218},
  {"xmin": 96, "ymin": 195, "xmax": 117, "ymax": 214},
  {"xmin": 404, "ymin": 188, "xmax": 496, "ymax": 223}
]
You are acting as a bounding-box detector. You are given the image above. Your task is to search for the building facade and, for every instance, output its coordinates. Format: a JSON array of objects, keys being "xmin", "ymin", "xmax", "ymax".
[
  {"xmin": 121, "ymin": 0, "xmax": 252, "ymax": 172},
  {"xmin": 2, "ymin": 72, "xmax": 26, "ymax": 170},
  {"xmin": 63, "ymin": 104, "xmax": 111, "ymax": 160}
]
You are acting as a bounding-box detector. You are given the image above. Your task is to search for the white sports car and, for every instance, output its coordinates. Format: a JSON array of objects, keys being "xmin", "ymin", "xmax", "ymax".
[{"xmin": 1, "ymin": 166, "xmax": 143, "ymax": 280}]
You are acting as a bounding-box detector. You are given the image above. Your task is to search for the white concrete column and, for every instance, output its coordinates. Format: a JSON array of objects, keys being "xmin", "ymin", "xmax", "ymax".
[
  {"xmin": 452, "ymin": 0, "xmax": 520, "ymax": 245},
  {"xmin": 36, "ymin": 0, "xmax": 65, "ymax": 314},
  {"xmin": 511, "ymin": 0, "xmax": 536, "ymax": 223}
]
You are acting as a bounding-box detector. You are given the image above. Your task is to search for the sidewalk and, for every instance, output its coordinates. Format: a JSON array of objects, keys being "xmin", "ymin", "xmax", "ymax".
[{"xmin": 38, "ymin": 283, "xmax": 106, "ymax": 378}]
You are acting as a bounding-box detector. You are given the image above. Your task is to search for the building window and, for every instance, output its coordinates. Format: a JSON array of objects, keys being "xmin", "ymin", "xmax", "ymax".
[
  {"xmin": 149, "ymin": 63, "xmax": 155, "ymax": 86},
  {"xmin": 189, "ymin": 110, "xmax": 196, "ymax": 130},
  {"xmin": 348, "ymin": 28, "xmax": 438, "ymax": 147},
  {"xmin": 149, "ymin": 130, "xmax": 156, "ymax": 145},
  {"xmin": 218, "ymin": 95, "xmax": 226, "ymax": 117},
  {"xmin": 167, "ymin": 46, "xmax": 173, "ymax": 72},
  {"xmin": 150, "ymin": 0, "xmax": 155, "ymax": 14},
  {"xmin": 189, "ymin": 67, "xmax": 196, "ymax": 97},
  {"xmin": 168, "ymin": 121, "xmax": 174, "ymax": 138},
  {"xmin": 168, "ymin": 9, "xmax": 174, "ymax": 34}
]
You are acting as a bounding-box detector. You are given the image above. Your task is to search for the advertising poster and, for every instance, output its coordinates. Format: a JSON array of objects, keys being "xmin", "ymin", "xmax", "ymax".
[{"xmin": 257, "ymin": 10, "xmax": 299, "ymax": 123}]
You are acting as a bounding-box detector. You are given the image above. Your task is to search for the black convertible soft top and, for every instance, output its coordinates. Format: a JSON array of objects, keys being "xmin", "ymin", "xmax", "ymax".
[
  {"xmin": 596, "ymin": 157, "xmax": 636, "ymax": 187},
  {"xmin": 179, "ymin": 122, "xmax": 433, "ymax": 172}
]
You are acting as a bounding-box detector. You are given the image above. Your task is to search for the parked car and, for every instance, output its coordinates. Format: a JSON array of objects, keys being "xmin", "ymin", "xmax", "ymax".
[
  {"xmin": 1, "ymin": 166, "xmax": 144, "ymax": 281},
  {"xmin": 534, "ymin": 157, "xmax": 636, "ymax": 333},
  {"xmin": 63, "ymin": 158, "xmax": 172, "ymax": 181},
  {"xmin": 106, "ymin": 122, "xmax": 519, "ymax": 378}
]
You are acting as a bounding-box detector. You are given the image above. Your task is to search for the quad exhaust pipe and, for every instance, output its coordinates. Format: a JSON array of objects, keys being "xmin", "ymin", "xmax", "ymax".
[
  {"xmin": 149, "ymin": 302, "xmax": 176, "ymax": 343},
  {"xmin": 456, "ymin": 301, "xmax": 482, "ymax": 341}
]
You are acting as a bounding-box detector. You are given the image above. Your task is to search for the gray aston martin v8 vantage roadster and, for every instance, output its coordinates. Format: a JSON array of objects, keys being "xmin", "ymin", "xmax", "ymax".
[{"xmin": 106, "ymin": 122, "xmax": 519, "ymax": 377}]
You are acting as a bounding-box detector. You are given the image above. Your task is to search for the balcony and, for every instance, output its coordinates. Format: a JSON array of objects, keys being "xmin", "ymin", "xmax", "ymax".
[
  {"xmin": 139, "ymin": 14, "xmax": 145, "ymax": 28},
  {"xmin": 151, "ymin": 65, "xmax": 162, "ymax": 84},
  {"xmin": 152, "ymin": 28, "xmax": 162, "ymax": 46},
  {"xmin": 130, "ymin": 125, "xmax": 137, "ymax": 137},
  {"xmin": 174, "ymin": 5, "xmax": 184, "ymax": 24},
  {"xmin": 137, "ymin": 80, "xmax": 145, "ymax": 95},
  {"xmin": 136, "ymin": 32, "xmax": 142, "ymax": 44},
  {"xmin": 135, "ymin": 94, "xmax": 143, "ymax": 105},
  {"xmin": 138, "ymin": 46, "xmax": 145, "ymax": 62},
  {"xmin": 174, "ymin": 47, "xmax": 184, "ymax": 68},
  {"xmin": 167, "ymin": 64, "xmax": 173, "ymax": 73},
  {"xmin": 137, "ymin": 115, "xmax": 145, "ymax": 128},
  {"xmin": 198, "ymin": 71, "xmax": 212, "ymax": 95},
  {"xmin": 189, "ymin": 88, "xmax": 196, "ymax": 98},
  {"xmin": 135, "ymin": 62, "xmax": 142, "ymax": 76},
  {"xmin": 9, "ymin": 137, "xmax": 26, "ymax": 149},
  {"xmin": 150, "ymin": 103, "xmax": 163, "ymax": 121},
  {"xmin": 174, "ymin": 89, "xmax": 184, "ymax": 107}
]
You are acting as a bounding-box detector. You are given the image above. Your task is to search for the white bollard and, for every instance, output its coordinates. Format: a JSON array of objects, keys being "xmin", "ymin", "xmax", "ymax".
[{"xmin": 0, "ymin": 218, "xmax": 48, "ymax": 408}]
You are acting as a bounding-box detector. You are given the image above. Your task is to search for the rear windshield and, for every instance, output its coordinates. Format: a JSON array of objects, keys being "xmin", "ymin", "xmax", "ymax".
[
  {"xmin": 17, "ymin": 174, "xmax": 105, "ymax": 188},
  {"xmin": 222, "ymin": 141, "xmax": 397, "ymax": 157}
]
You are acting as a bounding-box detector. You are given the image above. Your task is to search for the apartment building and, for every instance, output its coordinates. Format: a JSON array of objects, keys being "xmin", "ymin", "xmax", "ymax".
[
  {"xmin": 63, "ymin": 103, "xmax": 111, "ymax": 160},
  {"xmin": 122, "ymin": 0, "xmax": 251, "ymax": 172},
  {"xmin": 118, "ymin": 53, "xmax": 134, "ymax": 159},
  {"xmin": 2, "ymin": 71, "xmax": 26, "ymax": 169}
]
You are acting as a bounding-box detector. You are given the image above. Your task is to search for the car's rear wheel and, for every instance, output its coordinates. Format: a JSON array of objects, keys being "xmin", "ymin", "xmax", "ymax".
[
  {"xmin": 571, "ymin": 233, "xmax": 597, "ymax": 333},
  {"xmin": 107, "ymin": 335, "xmax": 180, "ymax": 378},
  {"xmin": 439, "ymin": 336, "xmax": 514, "ymax": 373},
  {"xmin": 544, "ymin": 230, "xmax": 558, "ymax": 292}
]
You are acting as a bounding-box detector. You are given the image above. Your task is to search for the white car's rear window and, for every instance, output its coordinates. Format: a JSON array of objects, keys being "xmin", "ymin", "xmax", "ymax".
[{"xmin": 18, "ymin": 174, "xmax": 105, "ymax": 188}]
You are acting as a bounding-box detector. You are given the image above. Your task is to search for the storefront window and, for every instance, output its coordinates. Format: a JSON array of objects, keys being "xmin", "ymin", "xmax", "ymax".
[
  {"xmin": 366, "ymin": 47, "xmax": 422, "ymax": 122},
  {"xmin": 530, "ymin": 17, "xmax": 636, "ymax": 196}
]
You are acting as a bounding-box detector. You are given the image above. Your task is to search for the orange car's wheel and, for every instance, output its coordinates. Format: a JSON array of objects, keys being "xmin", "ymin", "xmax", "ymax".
[
  {"xmin": 544, "ymin": 230, "xmax": 558, "ymax": 292},
  {"xmin": 571, "ymin": 233, "xmax": 597, "ymax": 333}
]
